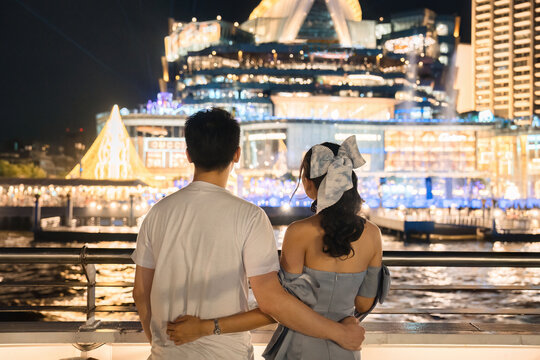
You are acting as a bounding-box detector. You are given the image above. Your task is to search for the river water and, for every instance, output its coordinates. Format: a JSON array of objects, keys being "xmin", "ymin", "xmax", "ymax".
[{"xmin": 0, "ymin": 230, "xmax": 539, "ymax": 324}]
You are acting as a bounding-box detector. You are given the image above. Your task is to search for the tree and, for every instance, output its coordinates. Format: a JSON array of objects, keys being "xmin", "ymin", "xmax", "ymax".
[{"xmin": 0, "ymin": 160, "xmax": 47, "ymax": 178}]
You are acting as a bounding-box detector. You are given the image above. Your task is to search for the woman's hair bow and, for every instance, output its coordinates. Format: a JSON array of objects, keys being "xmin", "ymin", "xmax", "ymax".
[{"xmin": 309, "ymin": 135, "xmax": 366, "ymax": 213}]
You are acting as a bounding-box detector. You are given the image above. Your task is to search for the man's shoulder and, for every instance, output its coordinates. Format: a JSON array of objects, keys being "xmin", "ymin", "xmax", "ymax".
[
  {"xmin": 225, "ymin": 195, "xmax": 271, "ymax": 225},
  {"xmin": 229, "ymin": 194, "xmax": 264, "ymax": 211},
  {"xmin": 154, "ymin": 186, "xmax": 264, "ymax": 215},
  {"xmin": 148, "ymin": 189, "xmax": 183, "ymax": 212}
]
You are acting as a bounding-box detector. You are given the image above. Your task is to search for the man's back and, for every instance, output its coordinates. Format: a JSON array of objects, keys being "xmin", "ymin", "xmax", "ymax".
[{"xmin": 132, "ymin": 181, "xmax": 279, "ymax": 359}]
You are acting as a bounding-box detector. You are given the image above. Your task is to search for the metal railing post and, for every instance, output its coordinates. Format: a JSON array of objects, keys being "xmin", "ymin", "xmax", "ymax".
[
  {"xmin": 79, "ymin": 246, "xmax": 100, "ymax": 330},
  {"xmin": 65, "ymin": 193, "xmax": 73, "ymax": 227},
  {"xmin": 129, "ymin": 194, "xmax": 134, "ymax": 227},
  {"xmin": 32, "ymin": 194, "xmax": 41, "ymax": 232}
]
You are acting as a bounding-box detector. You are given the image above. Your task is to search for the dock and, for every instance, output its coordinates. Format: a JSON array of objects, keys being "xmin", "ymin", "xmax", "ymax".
[
  {"xmin": 34, "ymin": 226, "xmax": 139, "ymax": 242},
  {"xmin": 369, "ymin": 209, "xmax": 539, "ymax": 242},
  {"xmin": 32, "ymin": 206, "xmax": 313, "ymax": 242}
]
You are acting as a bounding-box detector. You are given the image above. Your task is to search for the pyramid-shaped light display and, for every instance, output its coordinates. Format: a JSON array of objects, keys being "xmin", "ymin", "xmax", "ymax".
[{"xmin": 67, "ymin": 105, "xmax": 153, "ymax": 183}]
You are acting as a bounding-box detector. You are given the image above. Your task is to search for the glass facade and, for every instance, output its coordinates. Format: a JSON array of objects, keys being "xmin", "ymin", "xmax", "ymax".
[
  {"xmin": 384, "ymin": 130, "xmax": 476, "ymax": 173},
  {"xmin": 296, "ymin": 0, "xmax": 339, "ymax": 42}
]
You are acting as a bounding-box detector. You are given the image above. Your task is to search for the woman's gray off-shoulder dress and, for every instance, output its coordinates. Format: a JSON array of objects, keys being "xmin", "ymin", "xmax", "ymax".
[{"xmin": 262, "ymin": 265, "xmax": 390, "ymax": 360}]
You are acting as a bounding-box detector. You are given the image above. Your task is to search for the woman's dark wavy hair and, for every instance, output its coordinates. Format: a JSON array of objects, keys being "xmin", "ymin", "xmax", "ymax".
[{"xmin": 297, "ymin": 142, "xmax": 365, "ymax": 258}]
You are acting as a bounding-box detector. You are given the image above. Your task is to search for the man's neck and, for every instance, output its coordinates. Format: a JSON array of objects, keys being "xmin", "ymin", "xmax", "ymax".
[{"xmin": 192, "ymin": 167, "xmax": 230, "ymax": 188}]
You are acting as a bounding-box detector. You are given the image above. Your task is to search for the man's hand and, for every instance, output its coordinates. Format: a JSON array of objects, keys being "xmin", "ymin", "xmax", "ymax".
[
  {"xmin": 334, "ymin": 316, "xmax": 365, "ymax": 350},
  {"xmin": 166, "ymin": 315, "xmax": 213, "ymax": 346}
]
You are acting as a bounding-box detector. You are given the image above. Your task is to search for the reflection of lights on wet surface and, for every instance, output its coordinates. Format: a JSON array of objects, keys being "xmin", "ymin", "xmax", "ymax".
[
  {"xmin": 492, "ymin": 242, "xmax": 506, "ymax": 252},
  {"xmin": 487, "ymin": 267, "xmax": 523, "ymax": 285}
]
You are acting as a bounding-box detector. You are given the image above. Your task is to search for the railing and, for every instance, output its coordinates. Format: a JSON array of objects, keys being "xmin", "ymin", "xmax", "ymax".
[{"xmin": 1, "ymin": 247, "xmax": 540, "ymax": 326}]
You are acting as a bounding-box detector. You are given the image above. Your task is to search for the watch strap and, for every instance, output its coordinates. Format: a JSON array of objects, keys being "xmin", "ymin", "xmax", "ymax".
[{"xmin": 213, "ymin": 318, "xmax": 221, "ymax": 335}]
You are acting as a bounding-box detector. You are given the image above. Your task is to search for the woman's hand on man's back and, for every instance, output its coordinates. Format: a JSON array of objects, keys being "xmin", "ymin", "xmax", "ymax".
[
  {"xmin": 335, "ymin": 316, "xmax": 365, "ymax": 350},
  {"xmin": 166, "ymin": 315, "xmax": 212, "ymax": 345}
]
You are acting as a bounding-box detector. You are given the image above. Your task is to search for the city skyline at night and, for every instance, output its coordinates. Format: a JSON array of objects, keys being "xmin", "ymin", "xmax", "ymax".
[{"xmin": 0, "ymin": 4, "xmax": 539, "ymax": 358}]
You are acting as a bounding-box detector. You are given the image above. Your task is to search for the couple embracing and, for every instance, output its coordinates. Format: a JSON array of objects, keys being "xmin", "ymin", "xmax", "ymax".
[{"xmin": 132, "ymin": 108, "xmax": 390, "ymax": 360}]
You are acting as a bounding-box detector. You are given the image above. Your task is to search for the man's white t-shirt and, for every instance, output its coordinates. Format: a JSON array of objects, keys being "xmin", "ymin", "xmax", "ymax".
[{"xmin": 132, "ymin": 181, "xmax": 280, "ymax": 359}]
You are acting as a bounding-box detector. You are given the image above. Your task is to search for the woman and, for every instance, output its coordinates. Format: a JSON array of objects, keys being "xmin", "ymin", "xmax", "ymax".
[{"xmin": 166, "ymin": 136, "xmax": 389, "ymax": 359}]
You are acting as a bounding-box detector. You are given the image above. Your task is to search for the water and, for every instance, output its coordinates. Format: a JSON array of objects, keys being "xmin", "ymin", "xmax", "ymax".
[{"xmin": 0, "ymin": 230, "xmax": 539, "ymax": 324}]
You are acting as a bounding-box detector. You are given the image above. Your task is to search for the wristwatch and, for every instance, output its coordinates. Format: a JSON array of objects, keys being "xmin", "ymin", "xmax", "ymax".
[{"xmin": 213, "ymin": 319, "xmax": 221, "ymax": 335}]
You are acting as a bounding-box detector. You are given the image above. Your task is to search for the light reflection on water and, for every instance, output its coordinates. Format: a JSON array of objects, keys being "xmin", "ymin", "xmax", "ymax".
[{"xmin": 0, "ymin": 230, "xmax": 539, "ymax": 324}]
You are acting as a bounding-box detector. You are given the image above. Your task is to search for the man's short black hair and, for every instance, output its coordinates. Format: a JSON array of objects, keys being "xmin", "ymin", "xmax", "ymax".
[{"xmin": 184, "ymin": 108, "xmax": 240, "ymax": 171}]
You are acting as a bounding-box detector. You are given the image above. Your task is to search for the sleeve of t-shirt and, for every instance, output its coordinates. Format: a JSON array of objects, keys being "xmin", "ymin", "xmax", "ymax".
[
  {"xmin": 131, "ymin": 214, "xmax": 156, "ymax": 269},
  {"xmin": 243, "ymin": 208, "xmax": 280, "ymax": 278}
]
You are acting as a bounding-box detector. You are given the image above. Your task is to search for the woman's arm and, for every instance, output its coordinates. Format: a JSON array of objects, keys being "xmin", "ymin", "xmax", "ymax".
[
  {"xmin": 355, "ymin": 223, "xmax": 383, "ymax": 313},
  {"xmin": 166, "ymin": 223, "xmax": 307, "ymax": 345},
  {"xmin": 167, "ymin": 308, "xmax": 275, "ymax": 345}
]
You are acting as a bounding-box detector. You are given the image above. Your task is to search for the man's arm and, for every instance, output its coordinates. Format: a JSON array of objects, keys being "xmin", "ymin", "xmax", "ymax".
[
  {"xmin": 250, "ymin": 272, "xmax": 364, "ymax": 350},
  {"xmin": 133, "ymin": 265, "xmax": 155, "ymax": 343}
]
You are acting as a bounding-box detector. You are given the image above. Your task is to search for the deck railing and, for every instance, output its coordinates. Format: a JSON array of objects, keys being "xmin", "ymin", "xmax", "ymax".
[{"xmin": 0, "ymin": 246, "xmax": 539, "ymax": 327}]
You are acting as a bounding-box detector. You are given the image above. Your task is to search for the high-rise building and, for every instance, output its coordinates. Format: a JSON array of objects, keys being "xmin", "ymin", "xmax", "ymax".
[{"xmin": 472, "ymin": 0, "xmax": 540, "ymax": 124}]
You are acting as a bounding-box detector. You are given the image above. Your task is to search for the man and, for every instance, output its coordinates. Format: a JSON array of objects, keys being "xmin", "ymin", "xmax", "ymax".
[{"xmin": 132, "ymin": 108, "xmax": 365, "ymax": 359}]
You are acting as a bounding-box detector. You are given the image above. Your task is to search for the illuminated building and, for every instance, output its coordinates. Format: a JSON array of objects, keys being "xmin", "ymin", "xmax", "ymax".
[
  {"xmin": 92, "ymin": 0, "xmax": 539, "ymax": 207},
  {"xmin": 472, "ymin": 0, "xmax": 540, "ymax": 125}
]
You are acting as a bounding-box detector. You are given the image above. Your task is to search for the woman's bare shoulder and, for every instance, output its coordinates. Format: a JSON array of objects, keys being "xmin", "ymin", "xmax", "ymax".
[
  {"xmin": 363, "ymin": 218, "xmax": 381, "ymax": 234},
  {"xmin": 285, "ymin": 216, "xmax": 322, "ymax": 241},
  {"xmin": 288, "ymin": 215, "xmax": 321, "ymax": 233},
  {"xmin": 360, "ymin": 218, "xmax": 382, "ymax": 246}
]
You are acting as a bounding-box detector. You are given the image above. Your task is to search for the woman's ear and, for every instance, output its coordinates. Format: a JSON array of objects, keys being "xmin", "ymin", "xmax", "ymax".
[
  {"xmin": 185, "ymin": 149, "xmax": 192, "ymax": 163},
  {"xmin": 302, "ymin": 176, "xmax": 318, "ymax": 200}
]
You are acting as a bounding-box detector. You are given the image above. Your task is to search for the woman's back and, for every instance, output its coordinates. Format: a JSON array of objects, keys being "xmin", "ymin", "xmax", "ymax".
[
  {"xmin": 301, "ymin": 216, "xmax": 381, "ymax": 274},
  {"xmin": 275, "ymin": 216, "xmax": 382, "ymax": 360}
]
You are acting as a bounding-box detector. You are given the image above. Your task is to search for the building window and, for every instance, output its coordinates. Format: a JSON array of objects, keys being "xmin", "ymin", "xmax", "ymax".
[
  {"xmin": 436, "ymin": 23, "xmax": 449, "ymax": 36},
  {"xmin": 440, "ymin": 42, "xmax": 449, "ymax": 54},
  {"xmin": 439, "ymin": 55, "xmax": 448, "ymax": 65}
]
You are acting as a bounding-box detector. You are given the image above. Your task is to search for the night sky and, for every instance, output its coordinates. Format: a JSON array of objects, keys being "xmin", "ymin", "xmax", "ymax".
[{"xmin": 1, "ymin": 0, "xmax": 470, "ymax": 146}]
